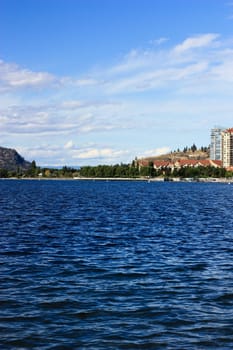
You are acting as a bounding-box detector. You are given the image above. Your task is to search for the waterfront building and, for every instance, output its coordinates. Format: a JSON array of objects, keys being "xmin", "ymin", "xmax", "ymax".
[
  {"xmin": 210, "ymin": 127, "xmax": 225, "ymax": 160},
  {"xmin": 222, "ymin": 128, "xmax": 233, "ymax": 168}
]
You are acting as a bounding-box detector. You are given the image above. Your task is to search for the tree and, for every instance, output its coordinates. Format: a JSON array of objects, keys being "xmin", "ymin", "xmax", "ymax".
[
  {"xmin": 29, "ymin": 160, "xmax": 37, "ymax": 177},
  {"xmin": 191, "ymin": 143, "xmax": 197, "ymax": 152},
  {"xmin": 0, "ymin": 168, "xmax": 9, "ymax": 178}
]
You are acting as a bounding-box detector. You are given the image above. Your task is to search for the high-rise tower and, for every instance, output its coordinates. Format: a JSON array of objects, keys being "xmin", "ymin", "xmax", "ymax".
[
  {"xmin": 210, "ymin": 127, "xmax": 224, "ymax": 160},
  {"xmin": 222, "ymin": 128, "xmax": 233, "ymax": 168}
]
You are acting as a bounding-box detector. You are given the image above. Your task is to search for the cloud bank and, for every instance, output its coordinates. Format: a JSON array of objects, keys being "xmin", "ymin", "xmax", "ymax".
[{"xmin": 1, "ymin": 33, "xmax": 233, "ymax": 165}]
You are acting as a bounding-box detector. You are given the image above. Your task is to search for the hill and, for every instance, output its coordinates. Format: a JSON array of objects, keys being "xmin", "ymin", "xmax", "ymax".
[
  {"xmin": 0, "ymin": 147, "xmax": 32, "ymax": 172},
  {"xmin": 143, "ymin": 149, "xmax": 209, "ymax": 162}
]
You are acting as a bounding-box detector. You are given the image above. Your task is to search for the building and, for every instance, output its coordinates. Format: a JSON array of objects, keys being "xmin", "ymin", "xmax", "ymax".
[
  {"xmin": 210, "ymin": 127, "xmax": 225, "ymax": 160},
  {"xmin": 222, "ymin": 128, "xmax": 233, "ymax": 168}
]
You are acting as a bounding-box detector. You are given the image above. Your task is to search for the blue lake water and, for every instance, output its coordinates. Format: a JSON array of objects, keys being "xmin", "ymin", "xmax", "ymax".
[{"xmin": 1, "ymin": 180, "xmax": 233, "ymax": 349}]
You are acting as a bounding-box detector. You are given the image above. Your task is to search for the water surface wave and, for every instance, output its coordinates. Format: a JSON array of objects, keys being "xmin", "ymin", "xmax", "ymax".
[{"xmin": 1, "ymin": 180, "xmax": 233, "ymax": 349}]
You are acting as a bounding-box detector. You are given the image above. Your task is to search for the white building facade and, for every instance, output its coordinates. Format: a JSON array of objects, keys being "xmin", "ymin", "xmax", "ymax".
[{"xmin": 222, "ymin": 128, "xmax": 233, "ymax": 168}]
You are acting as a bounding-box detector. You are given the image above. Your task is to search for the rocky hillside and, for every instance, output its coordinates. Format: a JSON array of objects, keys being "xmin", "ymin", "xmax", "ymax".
[{"xmin": 0, "ymin": 147, "xmax": 31, "ymax": 171}]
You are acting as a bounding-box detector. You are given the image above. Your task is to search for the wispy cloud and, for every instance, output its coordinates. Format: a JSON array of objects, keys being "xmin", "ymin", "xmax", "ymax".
[
  {"xmin": 89, "ymin": 33, "xmax": 229, "ymax": 94},
  {"xmin": 64, "ymin": 140, "xmax": 75, "ymax": 150},
  {"xmin": 0, "ymin": 60, "xmax": 56, "ymax": 91},
  {"xmin": 0, "ymin": 99, "xmax": 128, "ymax": 137},
  {"xmin": 2, "ymin": 33, "xmax": 233, "ymax": 165},
  {"xmin": 84, "ymin": 33, "xmax": 225, "ymax": 95},
  {"xmin": 0, "ymin": 33, "xmax": 227, "ymax": 97},
  {"xmin": 138, "ymin": 147, "xmax": 171, "ymax": 159},
  {"xmin": 71, "ymin": 147, "xmax": 128, "ymax": 160},
  {"xmin": 149, "ymin": 37, "xmax": 169, "ymax": 46},
  {"xmin": 17, "ymin": 143, "xmax": 130, "ymax": 166},
  {"xmin": 173, "ymin": 34, "xmax": 219, "ymax": 54}
]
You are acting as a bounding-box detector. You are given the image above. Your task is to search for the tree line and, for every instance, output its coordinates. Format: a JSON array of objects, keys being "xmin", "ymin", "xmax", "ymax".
[
  {"xmin": 173, "ymin": 144, "xmax": 209, "ymax": 154},
  {"xmin": 0, "ymin": 162, "xmax": 79, "ymax": 178},
  {"xmin": 0, "ymin": 155, "xmax": 233, "ymax": 179},
  {"xmin": 0, "ymin": 163, "xmax": 232, "ymax": 179}
]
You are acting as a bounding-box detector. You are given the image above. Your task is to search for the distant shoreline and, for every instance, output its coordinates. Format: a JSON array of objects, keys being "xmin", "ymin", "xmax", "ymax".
[{"xmin": 1, "ymin": 176, "xmax": 233, "ymax": 183}]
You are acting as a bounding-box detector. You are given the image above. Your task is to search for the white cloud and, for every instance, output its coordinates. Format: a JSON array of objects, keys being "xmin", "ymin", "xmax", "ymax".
[
  {"xmin": 105, "ymin": 61, "xmax": 209, "ymax": 94},
  {"xmin": 87, "ymin": 33, "xmax": 229, "ymax": 95},
  {"xmin": 16, "ymin": 144, "xmax": 130, "ymax": 166},
  {"xmin": 0, "ymin": 99, "xmax": 127, "ymax": 136},
  {"xmin": 139, "ymin": 147, "xmax": 171, "ymax": 159},
  {"xmin": 16, "ymin": 145, "xmax": 63, "ymax": 165},
  {"xmin": 173, "ymin": 34, "xmax": 219, "ymax": 54},
  {"xmin": 64, "ymin": 140, "xmax": 75, "ymax": 149},
  {"xmin": 0, "ymin": 59, "xmax": 56, "ymax": 90},
  {"xmin": 72, "ymin": 147, "xmax": 128, "ymax": 160}
]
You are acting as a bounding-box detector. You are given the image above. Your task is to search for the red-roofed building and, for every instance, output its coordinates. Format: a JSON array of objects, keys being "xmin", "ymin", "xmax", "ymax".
[
  {"xmin": 198, "ymin": 159, "xmax": 210, "ymax": 167},
  {"xmin": 175, "ymin": 159, "xmax": 199, "ymax": 168},
  {"xmin": 153, "ymin": 161, "xmax": 170, "ymax": 170},
  {"xmin": 137, "ymin": 159, "xmax": 149, "ymax": 169},
  {"xmin": 137, "ymin": 151, "xmax": 223, "ymax": 174},
  {"xmin": 210, "ymin": 160, "xmax": 222, "ymax": 167}
]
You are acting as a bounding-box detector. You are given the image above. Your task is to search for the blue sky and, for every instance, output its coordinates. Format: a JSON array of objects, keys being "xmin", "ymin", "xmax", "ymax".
[{"xmin": 1, "ymin": 0, "xmax": 233, "ymax": 166}]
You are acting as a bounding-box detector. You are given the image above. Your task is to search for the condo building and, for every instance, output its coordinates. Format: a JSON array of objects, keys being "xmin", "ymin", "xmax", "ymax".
[
  {"xmin": 221, "ymin": 128, "xmax": 233, "ymax": 168},
  {"xmin": 210, "ymin": 127, "xmax": 224, "ymax": 160}
]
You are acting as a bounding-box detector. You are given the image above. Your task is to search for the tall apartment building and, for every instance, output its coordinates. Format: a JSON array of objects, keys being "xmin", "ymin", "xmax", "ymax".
[
  {"xmin": 210, "ymin": 127, "xmax": 224, "ymax": 160},
  {"xmin": 222, "ymin": 128, "xmax": 233, "ymax": 168}
]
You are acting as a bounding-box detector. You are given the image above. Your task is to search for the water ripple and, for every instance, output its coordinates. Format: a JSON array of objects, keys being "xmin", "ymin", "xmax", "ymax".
[{"xmin": 1, "ymin": 180, "xmax": 233, "ymax": 349}]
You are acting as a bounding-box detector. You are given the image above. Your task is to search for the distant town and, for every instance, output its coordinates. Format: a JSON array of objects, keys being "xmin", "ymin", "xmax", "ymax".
[
  {"xmin": 0, "ymin": 127, "xmax": 233, "ymax": 180},
  {"xmin": 136, "ymin": 127, "xmax": 233, "ymax": 175}
]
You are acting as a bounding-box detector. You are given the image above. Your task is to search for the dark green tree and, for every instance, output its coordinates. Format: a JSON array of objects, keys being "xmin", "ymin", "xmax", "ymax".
[
  {"xmin": 191, "ymin": 143, "xmax": 197, "ymax": 152},
  {"xmin": 0, "ymin": 168, "xmax": 9, "ymax": 178}
]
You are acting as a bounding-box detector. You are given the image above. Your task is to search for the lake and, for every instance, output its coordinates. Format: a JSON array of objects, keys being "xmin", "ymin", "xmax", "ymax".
[{"xmin": 1, "ymin": 180, "xmax": 233, "ymax": 349}]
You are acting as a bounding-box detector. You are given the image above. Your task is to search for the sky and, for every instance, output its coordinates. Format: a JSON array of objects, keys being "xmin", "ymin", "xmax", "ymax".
[{"xmin": 1, "ymin": 0, "xmax": 233, "ymax": 166}]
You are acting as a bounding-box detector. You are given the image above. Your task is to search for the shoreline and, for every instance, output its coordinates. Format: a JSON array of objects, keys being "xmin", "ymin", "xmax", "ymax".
[{"xmin": 1, "ymin": 176, "xmax": 233, "ymax": 183}]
